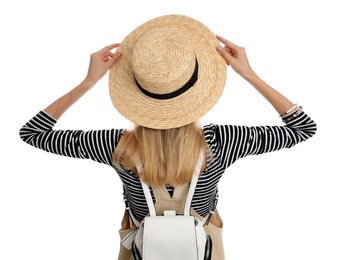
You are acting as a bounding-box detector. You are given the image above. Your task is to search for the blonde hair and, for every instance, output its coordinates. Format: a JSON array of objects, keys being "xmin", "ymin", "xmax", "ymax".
[{"xmin": 113, "ymin": 122, "xmax": 208, "ymax": 187}]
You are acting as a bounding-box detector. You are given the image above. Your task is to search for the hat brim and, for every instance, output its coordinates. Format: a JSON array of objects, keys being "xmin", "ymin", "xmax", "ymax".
[{"xmin": 109, "ymin": 14, "xmax": 227, "ymax": 129}]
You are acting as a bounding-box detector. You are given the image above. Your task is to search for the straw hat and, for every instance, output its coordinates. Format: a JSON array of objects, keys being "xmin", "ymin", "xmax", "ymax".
[{"xmin": 109, "ymin": 14, "xmax": 227, "ymax": 129}]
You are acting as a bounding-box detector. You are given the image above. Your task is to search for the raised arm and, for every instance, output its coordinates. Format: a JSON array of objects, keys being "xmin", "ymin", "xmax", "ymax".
[
  {"xmin": 19, "ymin": 44, "xmax": 124, "ymax": 165},
  {"xmin": 216, "ymin": 36, "xmax": 294, "ymax": 116},
  {"xmin": 45, "ymin": 44, "xmax": 122, "ymax": 120}
]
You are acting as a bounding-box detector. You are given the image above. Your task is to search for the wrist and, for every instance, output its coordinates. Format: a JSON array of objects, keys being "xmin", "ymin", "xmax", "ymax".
[
  {"xmin": 82, "ymin": 76, "xmax": 98, "ymax": 89},
  {"xmin": 241, "ymin": 69, "xmax": 258, "ymax": 82}
]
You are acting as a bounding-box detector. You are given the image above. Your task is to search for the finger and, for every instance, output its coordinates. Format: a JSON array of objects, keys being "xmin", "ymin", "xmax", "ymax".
[
  {"xmin": 224, "ymin": 46, "xmax": 234, "ymax": 54},
  {"xmin": 104, "ymin": 43, "xmax": 120, "ymax": 50},
  {"xmin": 101, "ymin": 51, "xmax": 120, "ymax": 63},
  {"xmin": 100, "ymin": 43, "xmax": 120, "ymax": 54},
  {"xmin": 223, "ymin": 49, "xmax": 235, "ymax": 62},
  {"xmin": 108, "ymin": 52, "xmax": 115, "ymax": 59},
  {"xmin": 223, "ymin": 47, "xmax": 232, "ymax": 65},
  {"xmin": 216, "ymin": 35, "xmax": 239, "ymax": 49},
  {"xmin": 216, "ymin": 46, "xmax": 234, "ymax": 64},
  {"xmin": 107, "ymin": 50, "xmax": 123, "ymax": 60},
  {"xmin": 106, "ymin": 52, "xmax": 122, "ymax": 67}
]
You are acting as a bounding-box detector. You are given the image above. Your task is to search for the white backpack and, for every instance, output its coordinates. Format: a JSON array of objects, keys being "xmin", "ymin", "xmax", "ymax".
[{"xmin": 121, "ymin": 153, "xmax": 213, "ymax": 260}]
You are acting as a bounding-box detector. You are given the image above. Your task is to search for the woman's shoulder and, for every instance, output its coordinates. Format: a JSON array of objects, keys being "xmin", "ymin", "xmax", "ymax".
[
  {"xmin": 203, "ymin": 123, "xmax": 220, "ymax": 143},
  {"xmin": 203, "ymin": 123, "xmax": 218, "ymax": 132}
]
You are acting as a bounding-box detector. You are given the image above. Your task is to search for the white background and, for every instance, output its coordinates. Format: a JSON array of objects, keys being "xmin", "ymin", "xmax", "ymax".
[{"xmin": 1, "ymin": 0, "xmax": 336, "ymax": 259}]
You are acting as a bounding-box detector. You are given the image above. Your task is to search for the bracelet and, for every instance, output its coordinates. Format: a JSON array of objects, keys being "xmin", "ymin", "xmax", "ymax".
[
  {"xmin": 282, "ymin": 106, "xmax": 302, "ymax": 123},
  {"xmin": 280, "ymin": 104, "xmax": 299, "ymax": 119}
]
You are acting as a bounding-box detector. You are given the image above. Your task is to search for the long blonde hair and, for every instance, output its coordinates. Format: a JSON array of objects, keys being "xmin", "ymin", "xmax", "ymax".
[{"xmin": 113, "ymin": 122, "xmax": 208, "ymax": 187}]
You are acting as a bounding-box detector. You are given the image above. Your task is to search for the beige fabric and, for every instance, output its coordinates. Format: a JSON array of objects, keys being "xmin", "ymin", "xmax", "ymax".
[
  {"xmin": 202, "ymin": 209, "xmax": 225, "ymax": 260},
  {"xmin": 152, "ymin": 184, "xmax": 189, "ymax": 215},
  {"xmin": 117, "ymin": 211, "xmax": 133, "ymax": 260},
  {"xmin": 118, "ymin": 227, "xmax": 133, "ymax": 260},
  {"xmin": 117, "ymin": 185, "xmax": 224, "ymax": 260}
]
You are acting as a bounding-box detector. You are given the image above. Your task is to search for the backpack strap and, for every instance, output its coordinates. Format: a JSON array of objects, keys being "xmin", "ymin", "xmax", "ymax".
[
  {"xmin": 183, "ymin": 151, "xmax": 204, "ymax": 216},
  {"xmin": 151, "ymin": 184, "xmax": 189, "ymax": 216},
  {"xmin": 140, "ymin": 174, "xmax": 157, "ymax": 217}
]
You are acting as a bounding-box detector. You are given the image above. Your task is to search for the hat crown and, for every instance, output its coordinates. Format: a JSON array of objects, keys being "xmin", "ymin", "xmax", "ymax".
[
  {"xmin": 132, "ymin": 28, "xmax": 196, "ymax": 95},
  {"xmin": 109, "ymin": 14, "xmax": 227, "ymax": 129}
]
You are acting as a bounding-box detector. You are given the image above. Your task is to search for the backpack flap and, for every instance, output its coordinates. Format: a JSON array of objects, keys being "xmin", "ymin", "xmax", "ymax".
[
  {"xmin": 133, "ymin": 211, "xmax": 210, "ymax": 260},
  {"xmin": 143, "ymin": 214, "xmax": 200, "ymax": 260}
]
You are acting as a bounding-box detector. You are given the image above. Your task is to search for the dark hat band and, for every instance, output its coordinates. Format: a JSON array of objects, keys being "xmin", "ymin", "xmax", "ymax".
[{"xmin": 134, "ymin": 58, "xmax": 199, "ymax": 100}]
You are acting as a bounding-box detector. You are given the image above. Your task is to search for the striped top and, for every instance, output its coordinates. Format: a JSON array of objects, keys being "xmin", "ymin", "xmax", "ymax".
[{"xmin": 19, "ymin": 110, "xmax": 316, "ymax": 222}]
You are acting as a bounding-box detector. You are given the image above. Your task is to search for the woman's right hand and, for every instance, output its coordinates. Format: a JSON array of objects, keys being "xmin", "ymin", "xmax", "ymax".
[{"xmin": 216, "ymin": 36, "xmax": 255, "ymax": 79}]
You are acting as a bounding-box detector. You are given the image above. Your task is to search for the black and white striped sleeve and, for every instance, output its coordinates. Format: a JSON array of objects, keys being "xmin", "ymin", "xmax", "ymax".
[
  {"xmin": 19, "ymin": 110, "xmax": 125, "ymax": 166},
  {"xmin": 206, "ymin": 111, "xmax": 317, "ymax": 169}
]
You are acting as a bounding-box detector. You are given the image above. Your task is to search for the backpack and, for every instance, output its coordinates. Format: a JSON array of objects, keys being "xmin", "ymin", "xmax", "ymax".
[{"xmin": 121, "ymin": 153, "xmax": 213, "ymax": 260}]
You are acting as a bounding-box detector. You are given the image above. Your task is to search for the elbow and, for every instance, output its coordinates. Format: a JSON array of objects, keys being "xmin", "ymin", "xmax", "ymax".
[
  {"xmin": 19, "ymin": 125, "xmax": 29, "ymax": 143},
  {"xmin": 307, "ymin": 121, "xmax": 317, "ymax": 139},
  {"xmin": 19, "ymin": 126, "xmax": 25, "ymax": 140},
  {"xmin": 301, "ymin": 123, "xmax": 317, "ymax": 142}
]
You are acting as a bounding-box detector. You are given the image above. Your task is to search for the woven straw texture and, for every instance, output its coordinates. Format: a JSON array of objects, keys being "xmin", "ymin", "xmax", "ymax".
[{"xmin": 109, "ymin": 14, "xmax": 227, "ymax": 129}]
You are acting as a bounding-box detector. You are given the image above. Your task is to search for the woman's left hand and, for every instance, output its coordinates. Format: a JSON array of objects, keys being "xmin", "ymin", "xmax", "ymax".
[{"xmin": 86, "ymin": 43, "xmax": 122, "ymax": 83}]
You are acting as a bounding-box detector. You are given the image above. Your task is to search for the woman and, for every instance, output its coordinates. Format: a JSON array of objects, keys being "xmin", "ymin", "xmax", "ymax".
[{"xmin": 19, "ymin": 15, "xmax": 316, "ymax": 259}]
